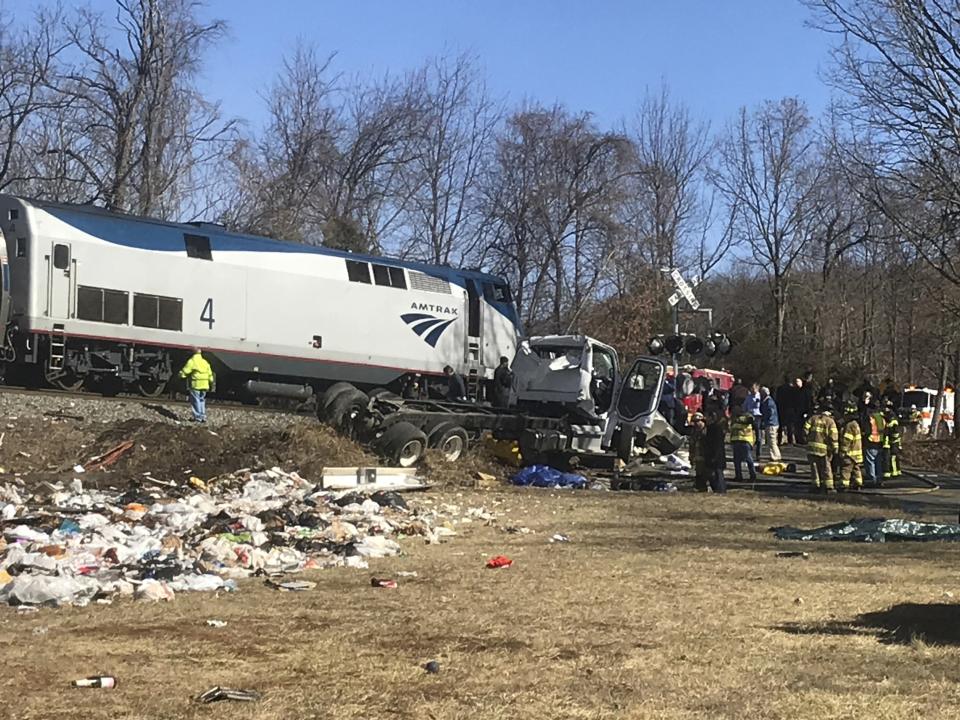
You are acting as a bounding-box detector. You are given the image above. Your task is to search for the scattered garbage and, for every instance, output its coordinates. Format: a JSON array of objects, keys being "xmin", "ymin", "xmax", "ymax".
[
  {"xmin": 486, "ymin": 555, "xmax": 513, "ymax": 569},
  {"xmin": 776, "ymin": 551, "xmax": 810, "ymax": 559},
  {"xmin": 265, "ymin": 579, "xmax": 316, "ymax": 592},
  {"xmin": 206, "ymin": 619, "xmax": 227, "ymax": 628},
  {"xmin": 198, "ymin": 686, "xmax": 261, "ymax": 704},
  {"xmin": 370, "ymin": 577, "xmax": 398, "ymax": 589},
  {"xmin": 0, "ymin": 467, "xmax": 487, "ymax": 607},
  {"xmin": 511, "ymin": 465, "xmax": 587, "ymax": 489},
  {"xmin": 653, "ymin": 481, "xmax": 677, "ymax": 493},
  {"xmin": 423, "ymin": 660, "xmax": 440, "ymax": 674},
  {"xmin": 396, "ymin": 571, "xmax": 418, "ymax": 578},
  {"xmin": 504, "ymin": 526, "xmax": 532, "ymax": 535},
  {"xmin": 73, "ymin": 676, "xmax": 116, "ymax": 689},
  {"xmin": 549, "ymin": 533, "xmax": 570, "ymax": 543},
  {"xmin": 320, "ymin": 466, "xmax": 425, "ymax": 491},
  {"xmin": 773, "ymin": 518, "xmax": 960, "ymax": 543},
  {"xmin": 794, "ymin": 597, "xmax": 804, "ymax": 605}
]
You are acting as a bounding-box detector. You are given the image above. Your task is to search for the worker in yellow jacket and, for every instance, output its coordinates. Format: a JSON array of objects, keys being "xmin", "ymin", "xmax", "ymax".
[
  {"xmin": 729, "ymin": 406, "xmax": 757, "ymax": 482},
  {"xmin": 179, "ymin": 348, "xmax": 215, "ymax": 423},
  {"xmin": 804, "ymin": 403, "xmax": 839, "ymax": 494},
  {"xmin": 838, "ymin": 402, "xmax": 863, "ymax": 492}
]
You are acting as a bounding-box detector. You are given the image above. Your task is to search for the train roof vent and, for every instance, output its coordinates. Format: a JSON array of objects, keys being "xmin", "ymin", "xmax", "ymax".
[{"xmin": 408, "ymin": 271, "xmax": 451, "ymax": 294}]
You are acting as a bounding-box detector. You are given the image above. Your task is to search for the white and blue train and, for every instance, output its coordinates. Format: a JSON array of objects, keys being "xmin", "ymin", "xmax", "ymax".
[{"xmin": 0, "ymin": 195, "xmax": 520, "ymax": 399}]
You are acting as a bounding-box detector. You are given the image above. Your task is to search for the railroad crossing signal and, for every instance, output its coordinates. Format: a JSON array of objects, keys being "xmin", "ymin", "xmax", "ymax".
[{"xmin": 669, "ymin": 269, "xmax": 700, "ymax": 310}]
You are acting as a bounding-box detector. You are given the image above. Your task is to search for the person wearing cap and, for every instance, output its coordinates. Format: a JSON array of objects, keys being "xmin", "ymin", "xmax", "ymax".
[
  {"xmin": 804, "ymin": 402, "xmax": 838, "ymax": 493},
  {"xmin": 179, "ymin": 348, "xmax": 215, "ymax": 423},
  {"xmin": 703, "ymin": 410, "xmax": 728, "ymax": 493},
  {"xmin": 838, "ymin": 402, "xmax": 863, "ymax": 491},
  {"xmin": 759, "ymin": 386, "xmax": 781, "ymax": 461}
]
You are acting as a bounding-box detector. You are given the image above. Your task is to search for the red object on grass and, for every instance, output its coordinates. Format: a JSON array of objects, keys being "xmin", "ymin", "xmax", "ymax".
[{"xmin": 486, "ymin": 555, "xmax": 513, "ymax": 569}]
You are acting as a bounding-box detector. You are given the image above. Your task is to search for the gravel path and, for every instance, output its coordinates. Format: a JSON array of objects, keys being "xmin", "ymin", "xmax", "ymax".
[{"xmin": 0, "ymin": 387, "xmax": 312, "ymax": 431}]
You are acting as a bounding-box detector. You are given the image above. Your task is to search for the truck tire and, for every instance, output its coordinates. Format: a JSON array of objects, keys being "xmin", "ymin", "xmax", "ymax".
[
  {"xmin": 319, "ymin": 382, "xmax": 356, "ymax": 420},
  {"xmin": 427, "ymin": 423, "xmax": 469, "ymax": 462},
  {"xmin": 377, "ymin": 421, "xmax": 428, "ymax": 467},
  {"xmin": 368, "ymin": 387, "xmax": 400, "ymax": 401},
  {"xmin": 326, "ymin": 387, "xmax": 369, "ymax": 436}
]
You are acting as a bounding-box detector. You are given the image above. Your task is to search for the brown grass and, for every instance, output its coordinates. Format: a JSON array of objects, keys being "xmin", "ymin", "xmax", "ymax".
[{"xmin": 4, "ymin": 490, "xmax": 960, "ymax": 719}]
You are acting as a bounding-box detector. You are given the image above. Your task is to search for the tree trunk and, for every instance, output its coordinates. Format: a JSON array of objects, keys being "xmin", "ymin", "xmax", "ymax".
[{"xmin": 932, "ymin": 356, "xmax": 948, "ymax": 438}]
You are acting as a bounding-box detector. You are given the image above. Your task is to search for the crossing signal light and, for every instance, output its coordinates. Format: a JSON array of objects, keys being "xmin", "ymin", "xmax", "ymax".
[
  {"xmin": 664, "ymin": 335, "xmax": 685, "ymax": 354},
  {"xmin": 647, "ymin": 336, "xmax": 665, "ymax": 355},
  {"xmin": 684, "ymin": 336, "xmax": 705, "ymax": 356}
]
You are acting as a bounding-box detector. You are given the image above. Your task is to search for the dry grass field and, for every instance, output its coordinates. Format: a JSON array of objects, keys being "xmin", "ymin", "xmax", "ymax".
[{"xmin": 3, "ymin": 488, "xmax": 960, "ymax": 720}]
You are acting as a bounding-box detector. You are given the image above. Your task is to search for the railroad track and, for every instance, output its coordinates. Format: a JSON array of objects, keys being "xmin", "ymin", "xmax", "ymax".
[{"xmin": 0, "ymin": 383, "xmax": 314, "ymax": 418}]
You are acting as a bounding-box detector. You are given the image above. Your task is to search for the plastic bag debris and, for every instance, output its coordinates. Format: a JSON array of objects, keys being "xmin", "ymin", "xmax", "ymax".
[
  {"xmin": 511, "ymin": 465, "xmax": 587, "ymax": 489},
  {"xmin": 486, "ymin": 555, "xmax": 513, "ymax": 569},
  {"xmin": 206, "ymin": 619, "xmax": 227, "ymax": 628},
  {"xmin": 423, "ymin": 660, "xmax": 440, "ymax": 674},
  {"xmin": 370, "ymin": 577, "xmax": 398, "ymax": 589},
  {"xmin": 772, "ymin": 517, "xmax": 960, "ymax": 543},
  {"xmin": 549, "ymin": 534, "xmax": 570, "ymax": 543},
  {"xmin": 0, "ymin": 466, "xmax": 483, "ymax": 607}
]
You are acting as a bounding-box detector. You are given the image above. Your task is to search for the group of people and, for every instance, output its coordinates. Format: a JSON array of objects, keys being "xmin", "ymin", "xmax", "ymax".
[{"xmin": 687, "ymin": 373, "xmax": 906, "ymax": 495}]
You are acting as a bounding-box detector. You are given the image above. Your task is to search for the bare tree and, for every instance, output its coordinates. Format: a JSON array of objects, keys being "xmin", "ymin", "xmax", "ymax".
[
  {"xmin": 0, "ymin": 7, "xmax": 64, "ymax": 192},
  {"xmin": 38, "ymin": 0, "xmax": 235, "ymax": 218},
  {"xmin": 807, "ymin": 0, "xmax": 960, "ymax": 286},
  {"xmin": 713, "ymin": 98, "xmax": 822, "ymax": 368},
  {"xmin": 398, "ymin": 55, "xmax": 499, "ymax": 266}
]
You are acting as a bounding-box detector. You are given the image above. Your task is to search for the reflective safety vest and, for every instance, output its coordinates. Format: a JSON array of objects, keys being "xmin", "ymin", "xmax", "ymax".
[
  {"xmin": 729, "ymin": 413, "xmax": 755, "ymax": 445},
  {"xmin": 866, "ymin": 412, "xmax": 885, "ymax": 445},
  {"xmin": 840, "ymin": 419, "xmax": 863, "ymax": 463},
  {"xmin": 179, "ymin": 352, "xmax": 215, "ymax": 391},
  {"xmin": 804, "ymin": 413, "xmax": 838, "ymax": 457},
  {"xmin": 883, "ymin": 416, "xmax": 902, "ymax": 450}
]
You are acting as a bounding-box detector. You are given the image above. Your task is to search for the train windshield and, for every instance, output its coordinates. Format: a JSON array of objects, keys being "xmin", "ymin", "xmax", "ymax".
[{"xmin": 483, "ymin": 282, "xmax": 512, "ymax": 303}]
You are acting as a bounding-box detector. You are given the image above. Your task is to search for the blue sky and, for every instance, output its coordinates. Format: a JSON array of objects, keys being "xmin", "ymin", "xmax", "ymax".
[{"xmin": 57, "ymin": 0, "xmax": 835, "ymax": 133}]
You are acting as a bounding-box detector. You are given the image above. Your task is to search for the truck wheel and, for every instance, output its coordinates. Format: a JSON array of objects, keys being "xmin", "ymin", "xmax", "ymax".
[
  {"xmin": 429, "ymin": 423, "xmax": 469, "ymax": 462},
  {"xmin": 326, "ymin": 387, "xmax": 369, "ymax": 436},
  {"xmin": 368, "ymin": 387, "xmax": 400, "ymax": 401},
  {"xmin": 319, "ymin": 382, "xmax": 356, "ymax": 420},
  {"xmin": 377, "ymin": 421, "xmax": 428, "ymax": 467}
]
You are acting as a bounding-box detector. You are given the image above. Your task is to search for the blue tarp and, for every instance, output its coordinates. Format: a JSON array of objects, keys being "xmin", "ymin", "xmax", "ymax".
[{"xmin": 511, "ymin": 465, "xmax": 588, "ymax": 489}]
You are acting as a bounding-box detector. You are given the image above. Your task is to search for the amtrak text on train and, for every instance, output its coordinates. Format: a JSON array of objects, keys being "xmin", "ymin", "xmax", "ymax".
[{"xmin": 410, "ymin": 303, "xmax": 458, "ymax": 315}]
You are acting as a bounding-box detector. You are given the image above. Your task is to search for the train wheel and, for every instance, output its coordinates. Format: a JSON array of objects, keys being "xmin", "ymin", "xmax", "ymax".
[
  {"xmin": 137, "ymin": 379, "xmax": 167, "ymax": 398},
  {"xmin": 44, "ymin": 369, "xmax": 84, "ymax": 392},
  {"xmin": 377, "ymin": 421, "xmax": 427, "ymax": 467}
]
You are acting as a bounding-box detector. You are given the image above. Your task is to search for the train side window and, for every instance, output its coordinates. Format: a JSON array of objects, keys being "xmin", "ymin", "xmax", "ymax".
[
  {"xmin": 15, "ymin": 238, "xmax": 25, "ymax": 258},
  {"xmin": 346, "ymin": 259, "xmax": 371, "ymax": 283},
  {"xmin": 133, "ymin": 293, "xmax": 159, "ymax": 328},
  {"xmin": 103, "ymin": 289, "xmax": 129, "ymax": 324},
  {"xmin": 8, "ymin": 209, "xmax": 18, "ymax": 221},
  {"xmin": 53, "ymin": 244, "xmax": 69, "ymax": 270},
  {"xmin": 77, "ymin": 286, "xmax": 103, "ymax": 322},
  {"xmin": 184, "ymin": 233, "xmax": 212, "ymax": 260},
  {"xmin": 371, "ymin": 264, "xmax": 407, "ymax": 288},
  {"xmin": 388, "ymin": 266, "xmax": 407, "ymax": 289},
  {"xmin": 484, "ymin": 282, "xmax": 512, "ymax": 303},
  {"xmin": 158, "ymin": 296, "xmax": 183, "ymax": 331}
]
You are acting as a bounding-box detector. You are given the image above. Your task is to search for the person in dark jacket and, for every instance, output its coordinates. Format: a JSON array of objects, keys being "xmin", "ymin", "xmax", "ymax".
[
  {"xmin": 492, "ymin": 356, "xmax": 513, "ymax": 407},
  {"xmin": 775, "ymin": 376, "xmax": 794, "ymax": 445},
  {"xmin": 444, "ymin": 365, "xmax": 467, "ymax": 401},
  {"xmin": 703, "ymin": 410, "xmax": 728, "ymax": 494}
]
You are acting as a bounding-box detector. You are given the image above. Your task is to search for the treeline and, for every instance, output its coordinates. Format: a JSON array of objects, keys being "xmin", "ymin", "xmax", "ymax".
[{"xmin": 2, "ymin": 0, "xmax": 959, "ymax": 387}]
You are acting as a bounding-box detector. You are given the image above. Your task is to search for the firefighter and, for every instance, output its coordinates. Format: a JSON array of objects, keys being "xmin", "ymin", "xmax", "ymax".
[
  {"xmin": 729, "ymin": 405, "xmax": 757, "ymax": 482},
  {"xmin": 883, "ymin": 401, "xmax": 903, "ymax": 480},
  {"xmin": 838, "ymin": 401, "xmax": 863, "ymax": 492},
  {"xmin": 804, "ymin": 403, "xmax": 839, "ymax": 494}
]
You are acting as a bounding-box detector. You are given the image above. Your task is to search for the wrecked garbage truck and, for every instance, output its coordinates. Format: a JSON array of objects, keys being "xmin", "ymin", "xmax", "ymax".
[{"xmin": 319, "ymin": 334, "xmax": 684, "ymax": 469}]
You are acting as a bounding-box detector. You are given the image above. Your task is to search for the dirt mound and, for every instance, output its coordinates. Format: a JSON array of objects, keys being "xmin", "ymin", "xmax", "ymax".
[
  {"xmin": 419, "ymin": 445, "xmax": 514, "ymax": 488},
  {"xmin": 86, "ymin": 419, "xmax": 375, "ymax": 483}
]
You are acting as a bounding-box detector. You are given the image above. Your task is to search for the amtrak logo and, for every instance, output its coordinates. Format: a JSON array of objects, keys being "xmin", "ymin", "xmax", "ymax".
[{"xmin": 401, "ymin": 312, "xmax": 457, "ymax": 348}]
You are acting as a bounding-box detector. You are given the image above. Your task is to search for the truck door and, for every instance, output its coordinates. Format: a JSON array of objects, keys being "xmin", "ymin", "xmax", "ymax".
[
  {"xmin": 603, "ymin": 357, "xmax": 682, "ymax": 459},
  {"xmin": 47, "ymin": 242, "xmax": 72, "ymax": 319}
]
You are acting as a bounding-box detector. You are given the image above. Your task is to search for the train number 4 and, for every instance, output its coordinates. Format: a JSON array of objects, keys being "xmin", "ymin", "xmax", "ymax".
[{"xmin": 200, "ymin": 298, "xmax": 215, "ymax": 329}]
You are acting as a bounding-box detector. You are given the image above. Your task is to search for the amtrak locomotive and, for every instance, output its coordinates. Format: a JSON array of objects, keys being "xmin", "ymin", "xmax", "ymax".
[{"xmin": 0, "ymin": 195, "xmax": 520, "ymax": 399}]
